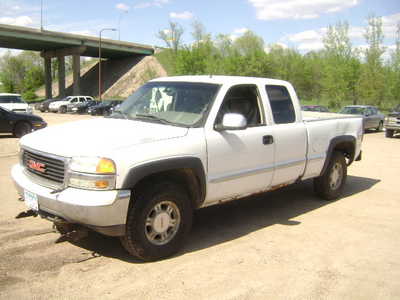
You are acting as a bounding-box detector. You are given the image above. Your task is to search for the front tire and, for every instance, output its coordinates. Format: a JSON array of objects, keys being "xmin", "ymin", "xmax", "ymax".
[
  {"xmin": 314, "ymin": 151, "xmax": 347, "ymax": 200},
  {"xmin": 120, "ymin": 181, "xmax": 193, "ymax": 261},
  {"xmin": 13, "ymin": 122, "xmax": 32, "ymax": 138},
  {"xmin": 59, "ymin": 106, "xmax": 67, "ymax": 114}
]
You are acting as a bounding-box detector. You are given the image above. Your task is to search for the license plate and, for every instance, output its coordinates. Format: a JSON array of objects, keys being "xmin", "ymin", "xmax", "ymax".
[{"xmin": 24, "ymin": 190, "xmax": 39, "ymax": 211}]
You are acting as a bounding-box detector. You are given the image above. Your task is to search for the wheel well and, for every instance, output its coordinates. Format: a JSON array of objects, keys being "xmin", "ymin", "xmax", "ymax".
[
  {"xmin": 14, "ymin": 120, "xmax": 30, "ymax": 130},
  {"xmin": 132, "ymin": 169, "xmax": 203, "ymax": 209},
  {"xmin": 333, "ymin": 141, "xmax": 355, "ymax": 165}
]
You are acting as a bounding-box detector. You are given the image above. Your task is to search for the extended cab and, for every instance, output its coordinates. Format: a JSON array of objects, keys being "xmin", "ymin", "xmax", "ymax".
[
  {"xmin": 12, "ymin": 76, "xmax": 363, "ymax": 261},
  {"xmin": 49, "ymin": 96, "xmax": 94, "ymax": 113}
]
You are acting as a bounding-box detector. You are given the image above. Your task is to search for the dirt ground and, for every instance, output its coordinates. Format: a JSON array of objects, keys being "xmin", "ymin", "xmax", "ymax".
[{"xmin": 1, "ymin": 112, "xmax": 399, "ymax": 299}]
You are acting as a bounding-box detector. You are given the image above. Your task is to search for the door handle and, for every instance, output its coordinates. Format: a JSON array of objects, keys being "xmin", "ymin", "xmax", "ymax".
[{"xmin": 263, "ymin": 135, "xmax": 274, "ymax": 145}]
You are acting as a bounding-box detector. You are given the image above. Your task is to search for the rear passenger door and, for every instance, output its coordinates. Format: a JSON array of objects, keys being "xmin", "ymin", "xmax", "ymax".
[{"xmin": 264, "ymin": 85, "xmax": 307, "ymax": 186}]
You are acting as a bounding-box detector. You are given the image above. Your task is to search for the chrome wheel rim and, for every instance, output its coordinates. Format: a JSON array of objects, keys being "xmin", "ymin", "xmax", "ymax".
[
  {"xmin": 145, "ymin": 201, "xmax": 181, "ymax": 246},
  {"xmin": 329, "ymin": 162, "xmax": 343, "ymax": 190}
]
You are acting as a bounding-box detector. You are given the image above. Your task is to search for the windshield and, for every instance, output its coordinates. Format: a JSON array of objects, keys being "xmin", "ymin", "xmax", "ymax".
[
  {"xmin": 340, "ymin": 107, "xmax": 365, "ymax": 115},
  {"xmin": 0, "ymin": 95, "xmax": 24, "ymax": 104},
  {"xmin": 110, "ymin": 81, "xmax": 220, "ymax": 127}
]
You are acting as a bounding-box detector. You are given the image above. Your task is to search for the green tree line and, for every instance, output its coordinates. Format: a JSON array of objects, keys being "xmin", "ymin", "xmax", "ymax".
[{"xmin": 157, "ymin": 16, "xmax": 400, "ymax": 111}]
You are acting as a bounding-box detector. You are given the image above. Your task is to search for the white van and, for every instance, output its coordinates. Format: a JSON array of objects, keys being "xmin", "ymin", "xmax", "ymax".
[{"xmin": 0, "ymin": 93, "xmax": 32, "ymax": 114}]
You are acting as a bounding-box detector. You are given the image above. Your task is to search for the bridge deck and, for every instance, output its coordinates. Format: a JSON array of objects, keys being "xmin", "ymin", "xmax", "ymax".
[{"xmin": 0, "ymin": 24, "xmax": 154, "ymax": 58}]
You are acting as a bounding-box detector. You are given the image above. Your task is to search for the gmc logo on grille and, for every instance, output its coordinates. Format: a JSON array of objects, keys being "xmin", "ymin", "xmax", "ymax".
[{"xmin": 27, "ymin": 159, "xmax": 46, "ymax": 173}]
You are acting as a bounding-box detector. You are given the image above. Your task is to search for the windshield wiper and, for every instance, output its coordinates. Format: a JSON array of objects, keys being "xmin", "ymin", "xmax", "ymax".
[{"xmin": 135, "ymin": 113, "xmax": 180, "ymax": 126}]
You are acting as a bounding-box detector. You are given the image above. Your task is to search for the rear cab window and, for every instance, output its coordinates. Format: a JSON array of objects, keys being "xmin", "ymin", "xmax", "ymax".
[{"xmin": 265, "ymin": 85, "xmax": 296, "ymax": 124}]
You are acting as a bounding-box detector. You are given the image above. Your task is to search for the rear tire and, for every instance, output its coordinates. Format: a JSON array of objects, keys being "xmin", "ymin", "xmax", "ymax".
[
  {"xmin": 314, "ymin": 151, "xmax": 347, "ymax": 200},
  {"xmin": 120, "ymin": 181, "xmax": 193, "ymax": 261},
  {"xmin": 59, "ymin": 106, "xmax": 67, "ymax": 114},
  {"xmin": 385, "ymin": 129, "xmax": 394, "ymax": 138},
  {"xmin": 13, "ymin": 122, "xmax": 32, "ymax": 138}
]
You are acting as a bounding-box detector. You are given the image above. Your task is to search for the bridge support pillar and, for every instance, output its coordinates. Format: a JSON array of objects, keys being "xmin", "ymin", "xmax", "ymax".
[
  {"xmin": 57, "ymin": 56, "xmax": 66, "ymax": 98},
  {"xmin": 41, "ymin": 46, "xmax": 86, "ymax": 98},
  {"xmin": 44, "ymin": 57, "xmax": 52, "ymax": 99},
  {"xmin": 72, "ymin": 54, "xmax": 81, "ymax": 95}
]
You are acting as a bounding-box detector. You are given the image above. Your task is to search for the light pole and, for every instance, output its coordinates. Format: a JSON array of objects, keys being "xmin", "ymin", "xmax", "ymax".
[
  {"xmin": 40, "ymin": 0, "xmax": 43, "ymax": 31},
  {"xmin": 98, "ymin": 28, "xmax": 116, "ymax": 101}
]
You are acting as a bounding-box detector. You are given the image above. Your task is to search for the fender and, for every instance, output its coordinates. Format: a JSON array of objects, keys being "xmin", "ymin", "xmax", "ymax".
[
  {"xmin": 320, "ymin": 135, "xmax": 356, "ymax": 176},
  {"xmin": 121, "ymin": 156, "xmax": 206, "ymax": 207}
]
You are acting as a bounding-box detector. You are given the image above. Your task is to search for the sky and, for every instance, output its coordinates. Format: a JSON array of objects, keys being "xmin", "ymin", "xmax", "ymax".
[{"xmin": 0, "ymin": 0, "xmax": 399, "ymax": 57}]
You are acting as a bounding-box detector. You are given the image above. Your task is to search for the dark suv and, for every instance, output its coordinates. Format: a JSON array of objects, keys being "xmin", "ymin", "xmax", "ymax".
[{"xmin": 88, "ymin": 100, "xmax": 122, "ymax": 116}]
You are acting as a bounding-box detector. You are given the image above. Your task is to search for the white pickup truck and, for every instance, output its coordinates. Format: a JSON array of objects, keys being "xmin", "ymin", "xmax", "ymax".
[{"xmin": 12, "ymin": 76, "xmax": 363, "ymax": 261}]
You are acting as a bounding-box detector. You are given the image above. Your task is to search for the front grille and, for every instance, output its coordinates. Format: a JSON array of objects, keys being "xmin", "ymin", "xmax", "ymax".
[{"xmin": 23, "ymin": 149, "xmax": 66, "ymax": 186}]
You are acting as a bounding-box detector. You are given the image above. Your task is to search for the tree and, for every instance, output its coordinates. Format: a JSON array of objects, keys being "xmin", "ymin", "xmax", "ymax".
[
  {"xmin": 321, "ymin": 21, "xmax": 360, "ymax": 108},
  {"xmin": 0, "ymin": 51, "xmax": 44, "ymax": 99},
  {"xmin": 357, "ymin": 15, "xmax": 386, "ymax": 106},
  {"xmin": 157, "ymin": 21, "xmax": 184, "ymax": 53}
]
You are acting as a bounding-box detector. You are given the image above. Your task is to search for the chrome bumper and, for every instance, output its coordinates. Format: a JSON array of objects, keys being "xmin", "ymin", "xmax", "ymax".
[{"xmin": 12, "ymin": 164, "xmax": 131, "ymax": 236}]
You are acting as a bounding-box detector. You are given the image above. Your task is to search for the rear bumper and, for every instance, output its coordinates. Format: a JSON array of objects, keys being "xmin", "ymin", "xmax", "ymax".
[{"xmin": 12, "ymin": 164, "xmax": 131, "ymax": 236}]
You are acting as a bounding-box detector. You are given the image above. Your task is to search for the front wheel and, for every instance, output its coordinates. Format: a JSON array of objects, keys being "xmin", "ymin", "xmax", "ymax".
[
  {"xmin": 13, "ymin": 122, "xmax": 32, "ymax": 138},
  {"xmin": 59, "ymin": 106, "xmax": 67, "ymax": 113},
  {"xmin": 120, "ymin": 181, "xmax": 193, "ymax": 261},
  {"xmin": 314, "ymin": 151, "xmax": 347, "ymax": 200}
]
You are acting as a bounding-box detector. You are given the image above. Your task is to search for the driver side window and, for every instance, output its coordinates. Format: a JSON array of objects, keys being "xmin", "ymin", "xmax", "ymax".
[{"xmin": 216, "ymin": 85, "xmax": 263, "ymax": 127}]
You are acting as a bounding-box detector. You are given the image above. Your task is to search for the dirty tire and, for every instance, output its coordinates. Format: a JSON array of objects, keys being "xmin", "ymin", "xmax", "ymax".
[
  {"xmin": 59, "ymin": 106, "xmax": 67, "ymax": 113},
  {"xmin": 376, "ymin": 121, "xmax": 383, "ymax": 132},
  {"xmin": 120, "ymin": 181, "xmax": 193, "ymax": 261},
  {"xmin": 385, "ymin": 129, "xmax": 394, "ymax": 138},
  {"xmin": 13, "ymin": 122, "xmax": 32, "ymax": 138},
  {"xmin": 314, "ymin": 151, "xmax": 347, "ymax": 200}
]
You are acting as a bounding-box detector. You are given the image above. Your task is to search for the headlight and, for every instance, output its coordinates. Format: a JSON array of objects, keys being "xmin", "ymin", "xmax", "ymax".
[
  {"xmin": 68, "ymin": 157, "xmax": 116, "ymax": 190},
  {"xmin": 70, "ymin": 156, "xmax": 116, "ymax": 173}
]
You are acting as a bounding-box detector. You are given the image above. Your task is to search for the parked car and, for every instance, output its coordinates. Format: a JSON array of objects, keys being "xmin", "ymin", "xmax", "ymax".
[
  {"xmin": 0, "ymin": 106, "xmax": 46, "ymax": 137},
  {"xmin": 12, "ymin": 76, "xmax": 364, "ymax": 261},
  {"xmin": 301, "ymin": 105, "xmax": 329, "ymax": 112},
  {"xmin": 70, "ymin": 100, "xmax": 100, "ymax": 114},
  {"xmin": 384, "ymin": 104, "xmax": 400, "ymax": 138},
  {"xmin": 38, "ymin": 98, "xmax": 60, "ymax": 112},
  {"xmin": 88, "ymin": 100, "xmax": 122, "ymax": 116},
  {"xmin": 49, "ymin": 96, "xmax": 94, "ymax": 113},
  {"xmin": 339, "ymin": 105, "xmax": 384, "ymax": 131},
  {"xmin": 0, "ymin": 93, "xmax": 32, "ymax": 114}
]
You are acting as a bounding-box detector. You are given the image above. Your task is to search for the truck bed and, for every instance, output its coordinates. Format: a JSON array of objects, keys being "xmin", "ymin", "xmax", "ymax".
[{"xmin": 302, "ymin": 111, "xmax": 361, "ymax": 122}]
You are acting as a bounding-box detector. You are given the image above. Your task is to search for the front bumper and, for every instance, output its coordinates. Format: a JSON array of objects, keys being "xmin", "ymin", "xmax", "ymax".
[
  {"xmin": 12, "ymin": 164, "xmax": 131, "ymax": 236},
  {"xmin": 384, "ymin": 125, "xmax": 400, "ymax": 131}
]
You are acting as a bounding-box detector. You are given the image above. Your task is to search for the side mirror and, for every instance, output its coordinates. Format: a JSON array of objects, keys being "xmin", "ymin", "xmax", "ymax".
[{"xmin": 215, "ymin": 113, "xmax": 247, "ymax": 131}]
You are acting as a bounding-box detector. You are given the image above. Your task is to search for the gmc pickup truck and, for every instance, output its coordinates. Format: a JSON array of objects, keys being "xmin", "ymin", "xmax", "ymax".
[{"xmin": 12, "ymin": 76, "xmax": 363, "ymax": 261}]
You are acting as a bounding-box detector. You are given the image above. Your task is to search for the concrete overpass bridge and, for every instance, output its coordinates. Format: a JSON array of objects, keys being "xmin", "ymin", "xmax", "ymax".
[{"xmin": 0, "ymin": 24, "xmax": 154, "ymax": 99}]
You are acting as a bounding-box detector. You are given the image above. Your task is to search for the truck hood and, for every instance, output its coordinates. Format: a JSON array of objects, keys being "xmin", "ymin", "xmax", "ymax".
[{"xmin": 20, "ymin": 118, "xmax": 189, "ymax": 157}]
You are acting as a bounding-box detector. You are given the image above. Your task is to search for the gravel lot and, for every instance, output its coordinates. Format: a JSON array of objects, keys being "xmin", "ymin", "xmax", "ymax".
[{"xmin": 1, "ymin": 112, "xmax": 399, "ymax": 299}]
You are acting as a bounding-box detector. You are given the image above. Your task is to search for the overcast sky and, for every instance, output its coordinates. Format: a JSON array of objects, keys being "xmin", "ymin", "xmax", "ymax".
[{"xmin": 0, "ymin": 0, "xmax": 399, "ymax": 56}]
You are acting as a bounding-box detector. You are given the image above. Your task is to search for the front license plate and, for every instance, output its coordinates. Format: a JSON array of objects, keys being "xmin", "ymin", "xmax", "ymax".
[{"xmin": 24, "ymin": 190, "xmax": 39, "ymax": 211}]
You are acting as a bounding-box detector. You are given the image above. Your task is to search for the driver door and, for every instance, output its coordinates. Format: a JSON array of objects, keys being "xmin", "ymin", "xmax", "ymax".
[{"xmin": 205, "ymin": 84, "xmax": 274, "ymax": 204}]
